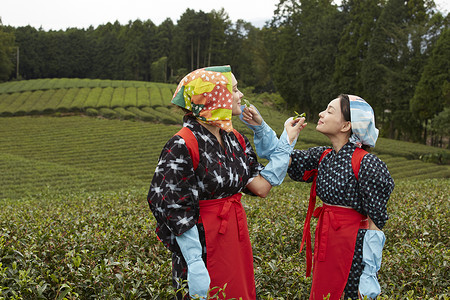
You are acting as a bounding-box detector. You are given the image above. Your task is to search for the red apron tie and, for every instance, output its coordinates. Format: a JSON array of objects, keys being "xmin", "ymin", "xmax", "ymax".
[
  {"xmin": 299, "ymin": 169, "xmax": 319, "ymax": 277},
  {"xmin": 216, "ymin": 194, "xmax": 245, "ymax": 241},
  {"xmin": 313, "ymin": 205, "xmax": 342, "ymax": 262}
]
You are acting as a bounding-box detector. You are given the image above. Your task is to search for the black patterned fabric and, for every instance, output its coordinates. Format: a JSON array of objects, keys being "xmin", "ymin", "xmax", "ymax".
[
  {"xmin": 147, "ymin": 116, "xmax": 263, "ymax": 294},
  {"xmin": 288, "ymin": 142, "xmax": 394, "ymax": 299}
]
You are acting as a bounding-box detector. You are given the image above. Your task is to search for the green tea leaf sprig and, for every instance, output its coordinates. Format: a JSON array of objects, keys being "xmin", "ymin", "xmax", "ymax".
[{"xmin": 293, "ymin": 111, "xmax": 306, "ymax": 119}]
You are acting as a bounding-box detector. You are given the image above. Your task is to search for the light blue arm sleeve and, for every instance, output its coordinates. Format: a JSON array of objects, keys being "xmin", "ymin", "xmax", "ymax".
[
  {"xmin": 260, "ymin": 127, "xmax": 296, "ymax": 186},
  {"xmin": 359, "ymin": 230, "xmax": 386, "ymax": 299},
  {"xmin": 239, "ymin": 105, "xmax": 278, "ymax": 160},
  {"xmin": 175, "ymin": 226, "xmax": 210, "ymax": 299}
]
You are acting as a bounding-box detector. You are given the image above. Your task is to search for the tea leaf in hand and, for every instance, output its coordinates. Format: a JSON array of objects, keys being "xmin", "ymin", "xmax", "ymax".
[{"xmin": 293, "ymin": 111, "xmax": 306, "ymax": 119}]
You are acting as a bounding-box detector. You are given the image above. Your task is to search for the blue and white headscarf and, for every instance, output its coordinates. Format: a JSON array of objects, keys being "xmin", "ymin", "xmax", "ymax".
[{"xmin": 348, "ymin": 95, "xmax": 379, "ymax": 148}]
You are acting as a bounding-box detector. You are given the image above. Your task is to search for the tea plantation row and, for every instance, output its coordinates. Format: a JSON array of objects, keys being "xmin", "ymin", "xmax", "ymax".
[
  {"xmin": 1, "ymin": 180, "xmax": 448, "ymax": 299},
  {"xmin": 1, "ymin": 78, "xmax": 449, "ymax": 162},
  {"xmin": 1, "ymin": 115, "xmax": 449, "ymax": 199}
]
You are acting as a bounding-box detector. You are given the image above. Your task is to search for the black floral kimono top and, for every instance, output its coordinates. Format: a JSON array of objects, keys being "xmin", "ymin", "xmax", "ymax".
[
  {"xmin": 147, "ymin": 116, "xmax": 263, "ymax": 254},
  {"xmin": 287, "ymin": 142, "xmax": 395, "ymax": 298}
]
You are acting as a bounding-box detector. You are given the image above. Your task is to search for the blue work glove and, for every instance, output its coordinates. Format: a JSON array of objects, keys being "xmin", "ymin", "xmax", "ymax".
[
  {"xmin": 359, "ymin": 230, "xmax": 386, "ymax": 299},
  {"xmin": 239, "ymin": 104, "xmax": 278, "ymax": 160},
  {"xmin": 260, "ymin": 122, "xmax": 296, "ymax": 186},
  {"xmin": 175, "ymin": 226, "xmax": 210, "ymax": 299}
]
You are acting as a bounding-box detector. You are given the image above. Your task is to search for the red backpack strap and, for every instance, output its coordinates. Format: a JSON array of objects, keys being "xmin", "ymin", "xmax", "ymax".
[
  {"xmin": 232, "ymin": 129, "xmax": 246, "ymax": 152},
  {"xmin": 174, "ymin": 127, "xmax": 199, "ymax": 170},
  {"xmin": 319, "ymin": 148, "xmax": 332, "ymax": 164},
  {"xmin": 352, "ymin": 147, "xmax": 368, "ymax": 181}
]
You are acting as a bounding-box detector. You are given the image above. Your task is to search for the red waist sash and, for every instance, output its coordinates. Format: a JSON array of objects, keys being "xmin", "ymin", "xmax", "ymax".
[
  {"xmin": 310, "ymin": 204, "xmax": 368, "ymax": 300},
  {"xmin": 199, "ymin": 193, "xmax": 256, "ymax": 300}
]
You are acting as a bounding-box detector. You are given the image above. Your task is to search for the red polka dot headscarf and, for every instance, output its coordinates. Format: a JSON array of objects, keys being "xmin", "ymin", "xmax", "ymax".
[{"xmin": 171, "ymin": 65, "xmax": 234, "ymax": 132}]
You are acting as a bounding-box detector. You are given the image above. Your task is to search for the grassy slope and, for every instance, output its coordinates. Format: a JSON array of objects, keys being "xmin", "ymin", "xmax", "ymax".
[{"xmin": 0, "ymin": 79, "xmax": 449, "ymax": 200}]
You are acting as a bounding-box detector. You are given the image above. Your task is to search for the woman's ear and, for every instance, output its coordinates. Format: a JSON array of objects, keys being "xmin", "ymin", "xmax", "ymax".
[{"xmin": 341, "ymin": 121, "xmax": 352, "ymax": 134}]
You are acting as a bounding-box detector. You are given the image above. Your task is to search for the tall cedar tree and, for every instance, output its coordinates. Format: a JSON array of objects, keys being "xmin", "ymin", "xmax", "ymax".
[{"xmin": 333, "ymin": 0, "xmax": 382, "ymax": 95}]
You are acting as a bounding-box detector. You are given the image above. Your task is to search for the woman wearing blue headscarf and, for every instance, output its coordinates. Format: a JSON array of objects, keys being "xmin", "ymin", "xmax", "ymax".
[{"xmin": 241, "ymin": 94, "xmax": 394, "ymax": 300}]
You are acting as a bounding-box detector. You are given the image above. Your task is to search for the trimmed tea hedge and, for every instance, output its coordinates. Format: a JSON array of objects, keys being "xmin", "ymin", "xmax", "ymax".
[{"xmin": 0, "ymin": 180, "xmax": 448, "ymax": 298}]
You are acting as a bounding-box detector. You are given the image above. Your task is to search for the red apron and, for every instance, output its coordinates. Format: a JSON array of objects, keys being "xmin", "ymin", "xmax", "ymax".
[
  {"xmin": 310, "ymin": 204, "xmax": 368, "ymax": 300},
  {"xmin": 199, "ymin": 193, "xmax": 256, "ymax": 300}
]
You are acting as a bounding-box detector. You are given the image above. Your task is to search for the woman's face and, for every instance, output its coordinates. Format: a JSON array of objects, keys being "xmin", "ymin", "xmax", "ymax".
[
  {"xmin": 316, "ymin": 97, "xmax": 350, "ymax": 136},
  {"xmin": 231, "ymin": 73, "xmax": 244, "ymax": 116}
]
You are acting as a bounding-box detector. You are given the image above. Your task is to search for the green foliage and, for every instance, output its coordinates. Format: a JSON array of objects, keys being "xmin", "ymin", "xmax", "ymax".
[
  {"xmin": 333, "ymin": 0, "xmax": 382, "ymax": 95},
  {"xmin": 268, "ymin": 0, "xmax": 345, "ymax": 114},
  {"xmin": 420, "ymin": 151, "xmax": 450, "ymax": 165},
  {"xmin": 411, "ymin": 28, "xmax": 450, "ymax": 121},
  {"xmin": 380, "ymin": 180, "xmax": 450, "ymax": 296},
  {"xmin": 110, "ymin": 87, "xmax": 125, "ymax": 108},
  {"xmin": 0, "ymin": 180, "xmax": 448, "ymax": 298},
  {"xmin": 0, "ymin": 79, "xmax": 177, "ymax": 120},
  {"xmin": 113, "ymin": 107, "xmax": 135, "ymax": 120},
  {"xmin": 98, "ymin": 107, "xmax": 117, "ymax": 119},
  {"xmin": 0, "ymin": 116, "xmax": 176, "ymax": 199},
  {"xmin": 0, "ymin": 22, "xmax": 15, "ymax": 82},
  {"xmin": 150, "ymin": 56, "xmax": 167, "ymax": 82},
  {"xmin": 430, "ymin": 107, "xmax": 450, "ymax": 138},
  {"xmin": 71, "ymin": 87, "xmax": 90, "ymax": 110},
  {"xmin": 56, "ymin": 88, "xmax": 79, "ymax": 112},
  {"xmin": 124, "ymin": 87, "xmax": 137, "ymax": 107},
  {"xmin": 136, "ymin": 86, "xmax": 150, "ymax": 107},
  {"xmin": 97, "ymin": 86, "xmax": 114, "ymax": 108}
]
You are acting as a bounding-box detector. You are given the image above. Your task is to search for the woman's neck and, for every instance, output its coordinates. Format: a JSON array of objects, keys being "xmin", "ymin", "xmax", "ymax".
[
  {"xmin": 199, "ymin": 121, "xmax": 220, "ymax": 135},
  {"xmin": 199, "ymin": 121, "xmax": 224, "ymax": 148},
  {"xmin": 329, "ymin": 135, "xmax": 349, "ymax": 153}
]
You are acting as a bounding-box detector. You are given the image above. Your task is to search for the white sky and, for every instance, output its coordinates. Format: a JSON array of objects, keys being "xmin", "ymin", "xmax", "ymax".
[{"xmin": 1, "ymin": 0, "xmax": 449, "ymax": 31}]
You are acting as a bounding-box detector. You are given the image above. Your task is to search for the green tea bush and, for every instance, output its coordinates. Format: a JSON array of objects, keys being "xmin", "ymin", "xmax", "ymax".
[
  {"xmin": 71, "ymin": 88, "xmax": 90, "ymax": 110},
  {"xmin": 124, "ymin": 87, "xmax": 137, "ymax": 107},
  {"xmin": 85, "ymin": 108, "xmax": 98, "ymax": 116},
  {"xmin": 97, "ymin": 87, "xmax": 114, "ymax": 108},
  {"xmin": 21, "ymin": 90, "xmax": 44, "ymax": 115},
  {"xmin": 84, "ymin": 87, "xmax": 102, "ymax": 108},
  {"xmin": 380, "ymin": 180, "xmax": 449, "ymax": 297},
  {"xmin": 137, "ymin": 87, "xmax": 150, "ymax": 107},
  {"xmin": 99, "ymin": 107, "xmax": 117, "ymax": 119},
  {"xmin": 420, "ymin": 152, "xmax": 450, "ymax": 165},
  {"xmin": 149, "ymin": 85, "xmax": 163, "ymax": 107},
  {"xmin": 56, "ymin": 88, "xmax": 78, "ymax": 112},
  {"xmin": 0, "ymin": 180, "xmax": 448, "ymax": 299},
  {"xmin": 110, "ymin": 87, "xmax": 125, "ymax": 108},
  {"xmin": 0, "ymin": 93, "xmax": 19, "ymax": 116},
  {"xmin": 114, "ymin": 107, "xmax": 136, "ymax": 120},
  {"xmin": 5, "ymin": 91, "xmax": 31, "ymax": 115},
  {"xmin": 127, "ymin": 107, "xmax": 156, "ymax": 122}
]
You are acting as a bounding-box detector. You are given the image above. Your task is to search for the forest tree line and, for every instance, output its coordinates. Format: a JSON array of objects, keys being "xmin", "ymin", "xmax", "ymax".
[{"xmin": 0, "ymin": 0, "xmax": 449, "ymax": 147}]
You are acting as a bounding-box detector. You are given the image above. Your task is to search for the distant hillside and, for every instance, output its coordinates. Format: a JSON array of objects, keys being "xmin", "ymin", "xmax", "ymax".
[{"xmin": 0, "ymin": 78, "xmax": 449, "ymax": 199}]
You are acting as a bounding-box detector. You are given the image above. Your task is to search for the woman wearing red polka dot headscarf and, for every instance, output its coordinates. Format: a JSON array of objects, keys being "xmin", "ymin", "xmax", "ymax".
[{"xmin": 148, "ymin": 65, "xmax": 304, "ymax": 299}]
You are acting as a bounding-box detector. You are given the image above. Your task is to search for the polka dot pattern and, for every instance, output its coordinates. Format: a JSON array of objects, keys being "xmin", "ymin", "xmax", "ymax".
[{"xmin": 288, "ymin": 142, "xmax": 394, "ymax": 298}]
